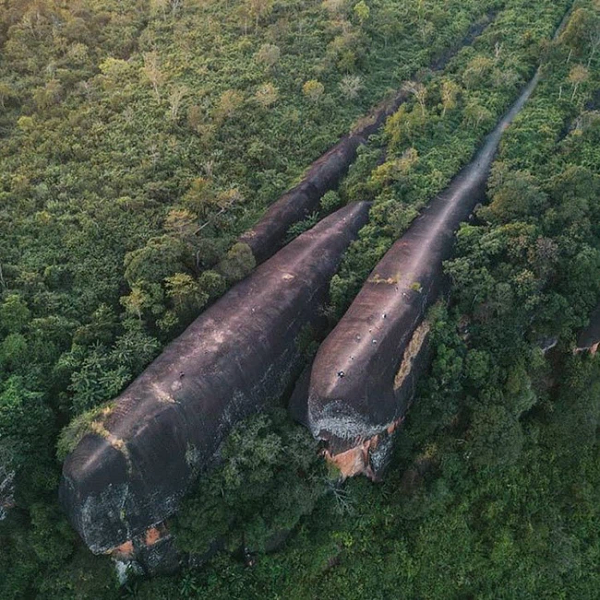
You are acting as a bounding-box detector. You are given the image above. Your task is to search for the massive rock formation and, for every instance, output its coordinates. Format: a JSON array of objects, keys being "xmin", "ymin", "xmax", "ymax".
[
  {"xmin": 302, "ymin": 71, "xmax": 543, "ymax": 478},
  {"xmin": 60, "ymin": 202, "xmax": 370, "ymax": 554}
]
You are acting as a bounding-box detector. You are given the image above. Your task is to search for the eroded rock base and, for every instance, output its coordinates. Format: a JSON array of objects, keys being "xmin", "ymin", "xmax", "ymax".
[{"xmin": 323, "ymin": 417, "xmax": 404, "ymax": 480}]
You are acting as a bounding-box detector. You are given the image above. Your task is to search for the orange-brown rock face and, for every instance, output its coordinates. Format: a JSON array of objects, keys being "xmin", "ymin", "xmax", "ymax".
[
  {"xmin": 60, "ymin": 202, "xmax": 370, "ymax": 554},
  {"xmin": 323, "ymin": 417, "xmax": 404, "ymax": 480}
]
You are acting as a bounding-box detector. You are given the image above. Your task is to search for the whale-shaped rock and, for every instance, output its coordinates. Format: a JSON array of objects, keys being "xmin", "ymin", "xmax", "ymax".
[
  {"xmin": 60, "ymin": 201, "xmax": 370, "ymax": 554},
  {"xmin": 304, "ymin": 71, "xmax": 543, "ymax": 477}
]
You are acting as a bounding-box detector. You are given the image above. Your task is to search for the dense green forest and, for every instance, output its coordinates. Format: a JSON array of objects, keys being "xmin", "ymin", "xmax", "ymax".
[{"xmin": 1, "ymin": 0, "xmax": 599, "ymax": 598}]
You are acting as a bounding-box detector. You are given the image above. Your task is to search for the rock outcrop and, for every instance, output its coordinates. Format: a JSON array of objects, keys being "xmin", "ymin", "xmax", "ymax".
[
  {"xmin": 302, "ymin": 71, "xmax": 543, "ymax": 478},
  {"xmin": 60, "ymin": 202, "xmax": 370, "ymax": 554},
  {"xmin": 575, "ymin": 303, "xmax": 600, "ymax": 354}
]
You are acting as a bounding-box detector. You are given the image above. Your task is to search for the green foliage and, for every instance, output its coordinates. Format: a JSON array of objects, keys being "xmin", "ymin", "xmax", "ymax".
[
  {"xmin": 302, "ymin": 79, "xmax": 325, "ymax": 103},
  {"xmin": 54, "ymin": 320, "xmax": 160, "ymax": 416},
  {"xmin": 217, "ymin": 242, "xmax": 256, "ymax": 283},
  {"xmin": 320, "ymin": 190, "xmax": 343, "ymax": 212},
  {"xmin": 173, "ymin": 409, "xmax": 326, "ymax": 555},
  {"xmin": 284, "ymin": 211, "xmax": 320, "ymax": 243},
  {"xmin": 0, "ymin": 294, "xmax": 30, "ymax": 334},
  {"xmin": 353, "ymin": 1, "xmax": 370, "ymax": 25},
  {"xmin": 124, "ymin": 236, "xmax": 191, "ymax": 287},
  {"xmin": 56, "ymin": 403, "xmax": 112, "ymax": 462},
  {"xmin": 0, "ymin": 377, "xmax": 53, "ymax": 469},
  {"xmin": 468, "ymin": 404, "xmax": 524, "ymax": 468},
  {"xmin": 165, "ymin": 273, "xmax": 209, "ymax": 320},
  {"xmin": 482, "ymin": 169, "xmax": 548, "ymax": 223},
  {"xmin": 3, "ymin": 0, "xmax": 600, "ymax": 597},
  {"xmin": 198, "ymin": 270, "xmax": 228, "ymax": 299}
]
